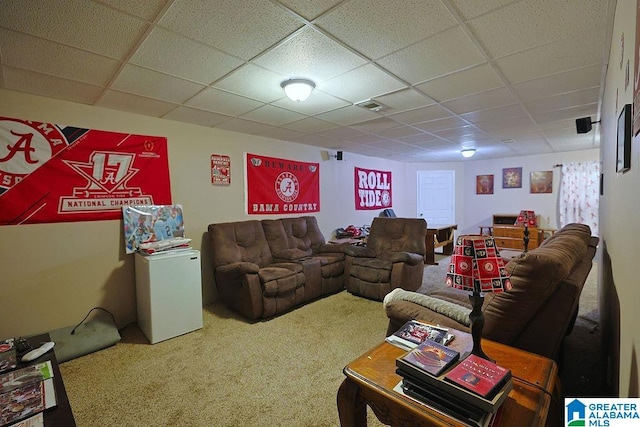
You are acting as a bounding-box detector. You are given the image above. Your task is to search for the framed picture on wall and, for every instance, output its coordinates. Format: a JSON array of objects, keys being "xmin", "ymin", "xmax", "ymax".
[
  {"xmin": 502, "ymin": 167, "xmax": 522, "ymax": 188},
  {"xmin": 476, "ymin": 175, "xmax": 494, "ymax": 194},
  {"xmin": 530, "ymin": 171, "xmax": 553, "ymax": 193}
]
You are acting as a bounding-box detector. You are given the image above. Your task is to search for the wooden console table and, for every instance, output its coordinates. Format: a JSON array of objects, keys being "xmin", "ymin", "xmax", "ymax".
[
  {"xmin": 425, "ymin": 224, "xmax": 457, "ymax": 265},
  {"xmin": 337, "ymin": 339, "xmax": 560, "ymax": 427}
]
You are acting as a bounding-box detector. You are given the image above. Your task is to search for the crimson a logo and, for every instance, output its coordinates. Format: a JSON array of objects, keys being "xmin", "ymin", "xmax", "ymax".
[
  {"xmin": 275, "ymin": 172, "xmax": 299, "ymax": 203},
  {"xmin": 0, "ymin": 117, "xmax": 68, "ymax": 191}
]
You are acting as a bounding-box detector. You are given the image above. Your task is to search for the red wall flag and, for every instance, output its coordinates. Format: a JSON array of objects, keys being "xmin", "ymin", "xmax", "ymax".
[
  {"xmin": 245, "ymin": 153, "xmax": 319, "ymax": 214},
  {"xmin": 354, "ymin": 166, "xmax": 392, "ymax": 210},
  {"xmin": 0, "ymin": 117, "xmax": 171, "ymax": 225}
]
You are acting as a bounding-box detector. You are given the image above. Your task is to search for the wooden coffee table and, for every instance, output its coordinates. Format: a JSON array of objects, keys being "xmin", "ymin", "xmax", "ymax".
[{"xmin": 337, "ymin": 339, "xmax": 560, "ymax": 427}]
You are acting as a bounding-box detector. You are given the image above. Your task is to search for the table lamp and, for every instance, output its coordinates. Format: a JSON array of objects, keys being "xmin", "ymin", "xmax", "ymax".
[
  {"xmin": 445, "ymin": 235, "xmax": 512, "ymax": 361},
  {"xmin": 515, "ymin": 210, "xmax": 537, "ymax": 252}
]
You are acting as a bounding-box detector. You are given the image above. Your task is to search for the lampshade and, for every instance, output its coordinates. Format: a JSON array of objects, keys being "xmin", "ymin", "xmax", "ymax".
[
  {"xmin": 280, "ymin": 79, "xmax": 315, "ymax": 102},
  {"xmin": 446, "ymin": 235, "xmax": 511, "ymax": 361},
  {"xmin": 461, "ymin": 148, "xmax": 476, "ymax": 158},
  {"xmin": 515, "ymin": 210, "xmax": 537, "ymax": 227},
  {"xmin": 446, "ymin": 235, "xmax": 512, "ymax": 293}
]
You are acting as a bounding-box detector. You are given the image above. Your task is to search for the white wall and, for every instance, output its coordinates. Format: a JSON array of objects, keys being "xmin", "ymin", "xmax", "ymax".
[{"xmin": 599, "ymin": 0, "xmax": 640, "ymax": 397}]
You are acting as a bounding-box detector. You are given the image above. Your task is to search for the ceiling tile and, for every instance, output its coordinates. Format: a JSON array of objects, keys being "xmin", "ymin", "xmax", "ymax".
[
  {"xmin": 387, "ymin": 104, "xmax": 453, "ymax": 125},
  {"xmin": 186, "ymin": 88, "xmax": 264, "ymax": 116},
  {"xmin": 316, "ymin": 0, "xmax": 457, "ymax": 59},
  {"xmin": 215, "ymin": 118, "xmax": 274, "ymax": 134},
  {"xmin": 467, "ymin": 0, "xmax": 610, "ymax": 59},
  {"xmin": 283, "ymin": 117, "xmax": 338, "ymax": 133},
  {"xmin": 376, "ymin": 27, "xmax": 486, "ymax": 84},
  {"xmin": 130, "ymin": 27, "xmax": 244, "ymax": 84},
  {"xmin": 496, "ymin": 32, "xmax": 605, "ymax": 85},
  {"xmin": 0, "ymin": 0, "xmax": 148, "ymax": 59},
  {"xmin": 213, "ymin": 64, "xmax": 286, "ymax": 103},
  {"xmin": 320, "ymin": 64, "xmax": 407, "ymax": 103},
  {"xmin": 98, "ymin": 0, "xmax": 167, "ymax": 20},
  {"xmin": 460, "ymin": 103, "xmax": 528, "ymax": 124},
  {"xmin": 254, "ymin": 27, "xmax": 367, "ymax": 81},
  {"xmin": 415, "ymin": 64, "xmax": 505, "ymax": 102},
  {"xmin": 276, "ymin": 0, "xmax": 343, "ymax": 21},
  {"xmin": 512, "ymin": 65, "xmax": 602, "ymax": 102},
  {"xmin": 2, "ymin": 68, "xmax": 104, "ymax": 105},
  {"xmin": 413, "ymin": 116, "xmax": 470, "ymax": 132},
  {"xmin": 349, "ymin": 117, "xmax": 403, "ymax": 133},
  {"xmin": 373, "ymin": 89, "xmax": 435, "ymax": 114},
  {"xmin": 163, "ymin": 106, "xmax": 233, "ymax": 127},
  {"xmin": 240, "ymin": 104, "xmax": 307, "ymax": 126},
  {"xmin": 111, "ymin": 65, "xmax": 205, "ymax": 103},
  {"xmin": 316, "ymin": 106, "xmax": 379, "ymax": 125},
  {"xmin": 442, "ymin": 87, "xmax": 517, "ymax": 115},
  {"xmin": 159, "ymin": 0, "xmax": 303, "ymax": 60},
  {"xmin": 96, "ymin": 90, "xmax": 178, "ymax": 117},
  {"xmin": 0, "ymin": 29, "xmax": 120, "ymax": 86},
  {"xmin": 524, "ymin": 87, "xmax": 600, "ymax": 116}
]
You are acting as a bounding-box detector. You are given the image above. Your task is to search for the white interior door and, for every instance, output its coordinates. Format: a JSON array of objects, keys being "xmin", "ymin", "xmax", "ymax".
[{"xmin": 417, "ymin": 170, "xmax": 455, "ymax": 226}]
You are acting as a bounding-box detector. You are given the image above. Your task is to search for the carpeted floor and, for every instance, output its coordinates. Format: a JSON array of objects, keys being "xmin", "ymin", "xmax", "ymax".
[{"xmin": 58, "ymin": 254, "xmax": 607, "ymax": 426}]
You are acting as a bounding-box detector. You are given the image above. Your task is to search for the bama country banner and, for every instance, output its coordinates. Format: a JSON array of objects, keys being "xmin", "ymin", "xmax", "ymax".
[
  {"xmin": 354, "ymin": 166, "xmax": 392, "ymax": 210},
  {"xmin": 0, "ymin": 117, "xmax": 171, "ymax": 225},
  {"xmin": 245, "ymin": 153, "xmax": 319, "ymax": 214}
]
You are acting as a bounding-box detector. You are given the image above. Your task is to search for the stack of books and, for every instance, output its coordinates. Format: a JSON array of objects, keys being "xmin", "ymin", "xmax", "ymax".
[
  {"xmin": 385, "ymin": 320, "xmax": 455, "ymax": 351},
  {"xmin": 394, "ymin": 339, "xmax": 512, "ymax": 427},
  {"xmin": 0, "ymin": 361, "xmax": 57, "ymax": 427}
]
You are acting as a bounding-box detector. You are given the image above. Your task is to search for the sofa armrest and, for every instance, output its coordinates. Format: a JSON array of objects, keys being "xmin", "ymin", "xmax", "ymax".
[
  {"xmin": 382, "ymin": 251, "xmax": 423, "ymax": 265},
  {"xmin": 216, "ymin": 262, "xmax": 259, "ymax": 278},
  {"xmin": 383, "ymin": 288, "xmax": 471, "ymax": 326},
  {"xmin": 343, "ymin": 245, "xmax": 376, "ymax": 257}
]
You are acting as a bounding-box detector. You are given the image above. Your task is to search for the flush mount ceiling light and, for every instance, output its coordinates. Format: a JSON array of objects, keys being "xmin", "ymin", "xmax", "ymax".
[
  {"xmin": 461, "ymin": 148, "xmax": 476, "ymax": 158},
  {"xmin": 281, "ymin": 78, "xmax": 315, "ymax": 102}
]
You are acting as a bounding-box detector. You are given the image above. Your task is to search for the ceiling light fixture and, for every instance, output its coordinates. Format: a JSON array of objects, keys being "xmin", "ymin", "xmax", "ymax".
[
  {"xmin": 281, "ymin": 78, "xmax": 315, "ymax": 102},
  {"xmin": 461, "ymin": 148, "xmax": 476, "ymax": 158}
]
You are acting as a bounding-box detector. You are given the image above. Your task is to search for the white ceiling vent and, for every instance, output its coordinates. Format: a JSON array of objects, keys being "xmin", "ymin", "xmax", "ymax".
[
  {"xmin": 501, "ymin": 138, "xmax": 516, "ymax": 144},
  {"xmin": 355, "ymin": 100, "xmax": 387, "ymax": 112}
]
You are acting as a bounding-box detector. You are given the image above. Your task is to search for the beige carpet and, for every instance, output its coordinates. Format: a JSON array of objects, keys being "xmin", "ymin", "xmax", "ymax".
[
  {"xmin": 59, "ymin": 291, "xmax": 390, "ymax": 427},
  {"xmin": 59, "ymin": 258, "xmax": 600, "ymax": 425}
]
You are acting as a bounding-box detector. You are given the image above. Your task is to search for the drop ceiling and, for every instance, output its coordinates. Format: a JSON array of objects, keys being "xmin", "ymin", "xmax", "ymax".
[{"xmin": 0, "ymin": 0, "xmax": 614, "ymax": 162}]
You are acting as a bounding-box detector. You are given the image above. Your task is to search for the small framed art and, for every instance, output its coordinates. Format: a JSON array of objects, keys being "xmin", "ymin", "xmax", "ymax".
[
  {"xmin": 530, "ymin": 171, "xmax": 553, "ymax": 193},
  {"xmin": 476, "ymin": 175, "xmax": 494, "ymax": 194},
  {"xmin": 617, "ymin": 104, "xmax": 631, "ymax": 173},
  {"xmin": 502, "ymin": 167, "xmax": 522, "ymax": 188}
]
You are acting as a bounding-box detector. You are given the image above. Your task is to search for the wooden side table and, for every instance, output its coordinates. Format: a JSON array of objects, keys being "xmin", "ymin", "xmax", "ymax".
[
  {"xmin": 337, "ymin": 339, "xmax": 560, "ymax": 427},
  {"xmin": 425, "ymin": 224, "xmax": 457, "ymax": 265}
]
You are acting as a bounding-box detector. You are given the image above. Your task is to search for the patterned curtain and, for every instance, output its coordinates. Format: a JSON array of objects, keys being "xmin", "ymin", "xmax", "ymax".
[{"xmin": 559, "ymin": 161, "xmax": 600, "ymax": 236}]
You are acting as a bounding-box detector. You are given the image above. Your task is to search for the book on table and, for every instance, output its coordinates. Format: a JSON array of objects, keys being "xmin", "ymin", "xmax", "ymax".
[
  {"xmin": 396, "ymin": 343, "xmax": 511, "ymax": 414},
  {"xmin": 0, "ymin": 361, "xmax": 57, "ymax": 427},
  {"xmin": 385, "ymin": 320, "xmax": 455, "ymax": 350},
  {"xmin": 398, "ymin": 338, "xmax": 460, "ymax": 376},
  {"xmin": 443, "ymin": 354, "xmax": 512, "ymax": 400}
]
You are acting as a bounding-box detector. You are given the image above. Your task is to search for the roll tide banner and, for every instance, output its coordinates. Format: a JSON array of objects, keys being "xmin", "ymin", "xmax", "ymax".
[
  {"xmin": 0, "ymin": 117, "xmax": 171, "ymax": 225},
  {"xmin": 245, "ymin": 153, "xmax": 319, "ymax": 214},
  {"xmin": 354, "ymin": 166, "xmax": 392, "ymax": 210}
]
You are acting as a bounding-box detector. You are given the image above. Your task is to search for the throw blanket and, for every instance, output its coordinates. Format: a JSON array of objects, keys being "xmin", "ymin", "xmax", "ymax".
[{"xmin": 382, "ymin": 288, "xmax": 471, "ymax": 326}]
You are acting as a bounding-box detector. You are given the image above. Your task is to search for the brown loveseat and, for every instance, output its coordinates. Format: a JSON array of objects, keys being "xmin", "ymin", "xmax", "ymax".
[
  {"xmin": 208, "ymin": 216, "xmax": 348, "ymax": 320},
  {"xmin": 383, "ymin": 223, "xmax": 598, "ymax": 363}
]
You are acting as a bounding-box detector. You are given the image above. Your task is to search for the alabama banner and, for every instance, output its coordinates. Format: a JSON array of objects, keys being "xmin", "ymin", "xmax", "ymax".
[
  {"xmin": 245, "ymin": 153, "xmax": 319, "ymax": 214},
  {"xmin": 354, "ymin": 166, "xmax": 392, "ymax": 210},
  {"xmin": 0, "ymin": 117, "xmax": 171, "ymax": 225}
]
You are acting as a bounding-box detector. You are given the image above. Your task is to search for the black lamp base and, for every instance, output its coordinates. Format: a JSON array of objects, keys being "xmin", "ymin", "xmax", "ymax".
[{"xmin": 468, "ymin": 290, "xmax": 494, "ymax": 363}]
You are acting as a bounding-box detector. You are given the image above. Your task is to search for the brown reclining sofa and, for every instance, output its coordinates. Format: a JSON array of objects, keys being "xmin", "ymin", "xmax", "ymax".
[{"xmin": 383, "ymin": 223, "xmax": 598, "ymax": 364}]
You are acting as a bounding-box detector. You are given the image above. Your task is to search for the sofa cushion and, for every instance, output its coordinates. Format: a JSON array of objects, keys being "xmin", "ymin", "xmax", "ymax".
[{"xmin": 208, "ymin": 221, "xmax": 274, "ymax": 268}]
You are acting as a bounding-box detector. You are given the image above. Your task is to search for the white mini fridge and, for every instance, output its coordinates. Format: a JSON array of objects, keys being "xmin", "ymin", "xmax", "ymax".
[{"xmin": 134, "ymin": 249, "xmax": 204, "ymax": 344}]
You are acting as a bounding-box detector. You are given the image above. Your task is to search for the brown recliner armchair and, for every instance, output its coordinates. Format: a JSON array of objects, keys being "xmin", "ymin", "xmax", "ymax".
[{"xmin": 344, "ymin": 217, "xmax": 426, "ymax": 301}]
